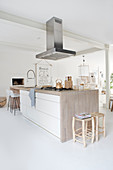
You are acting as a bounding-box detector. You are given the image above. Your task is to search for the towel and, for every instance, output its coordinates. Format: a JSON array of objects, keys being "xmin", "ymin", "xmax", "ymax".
[{"xmin": 29, "ymin": 88, "xmax": 36, "ymax": 107}]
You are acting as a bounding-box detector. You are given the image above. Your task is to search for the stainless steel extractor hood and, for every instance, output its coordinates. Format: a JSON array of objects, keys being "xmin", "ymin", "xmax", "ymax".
[{"xmin": 36, "ymin": 17, "xmax": 76, "ymax": 60}]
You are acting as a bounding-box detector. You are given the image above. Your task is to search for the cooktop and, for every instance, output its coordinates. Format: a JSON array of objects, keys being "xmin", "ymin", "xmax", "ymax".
[{"xmin": 40, "ymin": 87, "xmax": 73, "ymax": 91}]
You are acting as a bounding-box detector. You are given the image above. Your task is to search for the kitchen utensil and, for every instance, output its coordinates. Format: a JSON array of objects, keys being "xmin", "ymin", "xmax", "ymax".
[
  {"xmin": 65, "ymin": 76, "xmax": 73, "ymax": 89},
  {"xmin": 56, "ymin": 79, "xmax": 63, "ymax": 89},
  {"xmin": 79, "ymin": 83, "xmax": 84, "ymax": 90}
]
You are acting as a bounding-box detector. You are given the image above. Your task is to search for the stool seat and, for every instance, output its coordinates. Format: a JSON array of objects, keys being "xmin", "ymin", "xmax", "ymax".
[
  {"xmin": 10, "ymin": 90, "xmax": 20, "ymax": 98},
  {"xmin": 10, "ymin": 93, "xmax": 20, "ymax": 98}
]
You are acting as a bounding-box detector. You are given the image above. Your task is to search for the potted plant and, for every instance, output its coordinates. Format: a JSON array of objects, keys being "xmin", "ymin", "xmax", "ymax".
[
  {"xmin": 110, "ymin": 73, "xmax": 113, "ymax": 94},
  {"xmin": 104, "ymin": 73, "xmax": 113, "ymax": 94}
]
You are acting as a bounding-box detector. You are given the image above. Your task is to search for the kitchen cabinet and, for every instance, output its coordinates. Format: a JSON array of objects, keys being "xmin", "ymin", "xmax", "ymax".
[
  {"xmin": 20, "ymin": 90, "xmax": 60, "ymax": 138},
  {"xmin": 36, "ymin": 93, "xmax": 60, "ymax": 119}
]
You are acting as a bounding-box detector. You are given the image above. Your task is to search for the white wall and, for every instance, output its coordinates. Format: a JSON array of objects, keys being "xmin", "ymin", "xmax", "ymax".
[
  {"xmin": 109, "ymin": 47, "xmax": 113, "ymax": 75},
  {"xmin": 0, "ymin": 45, "xmax": 34, "ymax": 96},
  {"xmin": 55, "ymin": 50, "xmax": 105, "ymax": 85},
  {"xmin": 0, "ymin": 45, "xmax": 58, "ymax": 96},
  {"xmin": 0, "ymin": 45, "xmax": 106, "ymax": 96}
]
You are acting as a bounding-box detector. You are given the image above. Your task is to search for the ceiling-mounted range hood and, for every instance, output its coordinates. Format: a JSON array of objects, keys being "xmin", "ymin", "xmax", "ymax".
[{"xmin": 36, "ymin": 17, "xmax": 76, "ymax": 60}]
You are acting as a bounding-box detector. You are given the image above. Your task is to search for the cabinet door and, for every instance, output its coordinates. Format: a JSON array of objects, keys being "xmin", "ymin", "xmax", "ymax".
[
  {"xmin": 28, "ymin": 108, "xmax": 60, "ymax": 138},
  {"xmin": 35, "ymin": 93, "xmax": 60, "ymax": 137},
  {"xmin": 20, "ymin": 91, "xmax": 60, "ymax": 138}
]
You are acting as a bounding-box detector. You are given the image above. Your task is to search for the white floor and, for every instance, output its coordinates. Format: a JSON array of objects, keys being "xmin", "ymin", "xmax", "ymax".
[{"xmin": 0, "ymin": 107, "xmax": 113, "ymax": 170}]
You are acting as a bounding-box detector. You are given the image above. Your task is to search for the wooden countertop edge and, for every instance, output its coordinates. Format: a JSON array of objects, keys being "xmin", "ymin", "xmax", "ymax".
[{"xmin": 10, "ymin": 86, "xmax": 98, "ymax": 96}]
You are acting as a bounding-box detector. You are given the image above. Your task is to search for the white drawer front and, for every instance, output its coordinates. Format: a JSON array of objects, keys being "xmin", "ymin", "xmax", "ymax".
[
  {"xmin": 36, "ymin": 98, "xmax": 60, "ymax": 119},
  {"xmin": 27, "ymin": 109, "xmax": 60, "ymax": 138},
  {"xmin": 36, "ymin": 93, "xmax": 60, "ymax": 103}
]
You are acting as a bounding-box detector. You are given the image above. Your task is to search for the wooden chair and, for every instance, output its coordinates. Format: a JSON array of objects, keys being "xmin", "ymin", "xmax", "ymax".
[
  {"xmin": 72, "ymin": 116, "xmax": 95, "ymax": 147},
  {"xmin": 91, "ymin": 112, "xmax": 105, "ymax": 141}
]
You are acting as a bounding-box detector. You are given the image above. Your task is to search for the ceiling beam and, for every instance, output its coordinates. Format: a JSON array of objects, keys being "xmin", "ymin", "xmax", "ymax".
[
  {"xmin": 64, "ymin": 31, "xmax": 105, "ymax": 50},
  {"xmin": 0, "ymin": 40, "xmax": 44, "ymax": 52},
  {"xmin": 76, "ymin": 47, "xmax": 102, "ymax": 56},
  {"xmin": 0, "ymin": 10, "xmax": 105, "ymax": 49},
  {"xmin": 0, "ymin": 10, "xmax": 46, "ymax": 30}
]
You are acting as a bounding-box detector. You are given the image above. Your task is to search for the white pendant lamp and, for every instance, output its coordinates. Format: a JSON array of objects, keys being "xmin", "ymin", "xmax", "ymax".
[{"xmin": 78, "ymin": 56, "xmax": 89, "ymax": 77}]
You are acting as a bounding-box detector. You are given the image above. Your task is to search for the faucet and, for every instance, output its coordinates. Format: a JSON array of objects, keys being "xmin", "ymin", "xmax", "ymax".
[{"xmin": 27, "ymin": 69, "xmax": 37, "ymax": 87}]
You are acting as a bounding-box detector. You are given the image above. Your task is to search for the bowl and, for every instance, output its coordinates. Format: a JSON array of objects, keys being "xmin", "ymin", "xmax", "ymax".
[{"xmin": 0, "ymin": 97, "xmax": 7, "ymax": 108}]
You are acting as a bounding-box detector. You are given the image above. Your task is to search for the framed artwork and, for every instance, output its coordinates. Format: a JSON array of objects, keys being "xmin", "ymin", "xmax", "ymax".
[{"xmin": 35, "ymin": 62, "xmax": 52, "ymax": 86}]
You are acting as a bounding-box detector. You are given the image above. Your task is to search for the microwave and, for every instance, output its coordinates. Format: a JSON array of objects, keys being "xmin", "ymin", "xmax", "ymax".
[{"xmin": 11, "ymin": 77, "xmax": 24, "ymax": 86}]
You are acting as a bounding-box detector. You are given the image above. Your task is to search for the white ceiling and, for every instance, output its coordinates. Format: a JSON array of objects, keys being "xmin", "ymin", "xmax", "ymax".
[
  {"xmin": 0, "ymin": 0, "xmax": 113, "ymax": 44},
  {"xmin": 0, "ymin": 19, "xmax": 97, "ymax": 53}
]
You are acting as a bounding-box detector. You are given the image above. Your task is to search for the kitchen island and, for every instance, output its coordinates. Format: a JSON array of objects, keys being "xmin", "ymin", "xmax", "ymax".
[{"xmin": 11, "ymin": 86, "xmax": 99, "ymax": 142}]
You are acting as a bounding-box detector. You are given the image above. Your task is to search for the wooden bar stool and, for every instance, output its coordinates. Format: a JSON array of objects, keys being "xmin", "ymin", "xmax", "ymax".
[
  {"xmin": 72, "ymin": 116, "xmax": 95, "ymax": 147},
  {"xmin": 91, "ymin": 112, "xmax": 105, "ymax": 141},
  {"xmin": 10, "ymin": 90, "xmax": 20, "ymax": 115},
  {"xmin": 6, "ymin": 89, "xmax": 11, "ymax": 111}
]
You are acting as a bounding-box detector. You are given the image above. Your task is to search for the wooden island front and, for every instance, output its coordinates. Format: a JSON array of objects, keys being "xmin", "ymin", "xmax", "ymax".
[{"xmin": 19, "ymin": 88, "xmax": 99, "ymax": 142}]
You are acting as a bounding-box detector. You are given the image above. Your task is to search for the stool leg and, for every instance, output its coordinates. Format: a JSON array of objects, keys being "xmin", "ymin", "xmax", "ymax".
[
  {"xmin": 82, "ymin": 120, "xmax": 86, "ymax": 147},
  {"xmin": 72, "ymin": 117, "xmax": 76, "ymax": 142},
  {"xmin": 16, "ymin": 97, "xmax": 19, "ymax": 110},
  {"xmin": 9, "ymin": 96, "xmax": 11, "ymax": 111},
  {"xmin": 10, "ymin": 97, "xmax": 13, "ymax": 113},
  {"xmin": 15, "ymin": 98, "xmax": 18, "ymax": 109},
  {"xmin": 18, "ymin": 97, "xmax": 20, "ymax": 111},
  {"xmin": 111, "ymin": 101, "xmax": 113, "ymax": 112},
  {"xmin": 103, "ymin": 116, "xmax": 105, "ymax": 137},
  {"xmin": 13, "ymin": 98, "xmax": 15, "ymax": 114},
  {"xmin": 96, "ymin": 116, "xmax": 99, "ymax": 141},
  {"xmin": 92, "ymin": 117, "xmax": 95, "ymax": 143},
  {"xmin": 7, "ymin": 97, "xmax": 9, "ymax": 110},
  {"xmin": 86, "ymin": 121, "xmax": 88, "ymax": 136},
  {"xmin": 14, "ymin": 97, "xmax": 17, "ymax": 116}
]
